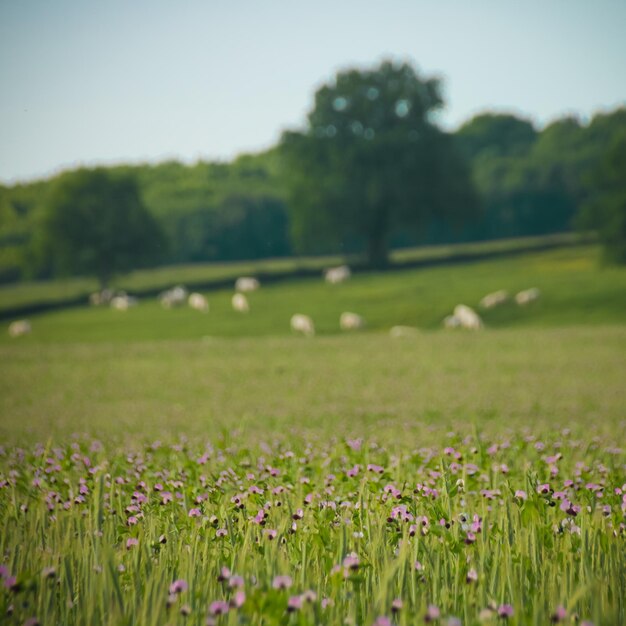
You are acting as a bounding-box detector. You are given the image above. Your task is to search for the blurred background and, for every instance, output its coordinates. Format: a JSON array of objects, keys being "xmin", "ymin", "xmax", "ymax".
[{"xmin": 0, "ymin": 1, "xmax": 625, "ymax": 443}]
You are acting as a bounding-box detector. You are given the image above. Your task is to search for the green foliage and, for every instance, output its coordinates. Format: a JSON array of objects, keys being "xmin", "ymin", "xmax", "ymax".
[
  {"xmin": 34, "ymin": 168, "xmax": 166, "ymax": 287},
  {"xmin": 456, "ymin": 112, "xmax": 537, "ymax": 160},
  {"xmin": 577, "ymin": 130, "xmax": 626, "ymax": 263},
  {"xmin": 281, "ymin": 60, "xmax": 479, "ymax": 266},
  {"xmin": 459, "ymin": 108, "xmax": 626, "ymax": 242}
]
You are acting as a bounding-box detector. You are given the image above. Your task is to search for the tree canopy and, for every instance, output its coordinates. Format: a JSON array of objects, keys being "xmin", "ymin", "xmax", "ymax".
[
  {"xmin": 34, "ymin": 168, "xmax": 166, "ymax": 287},
  {"xmin": 577, "ymin": 130, "xmax": 626, "ymax": 263},
  {"xmin": 280, "ymin": 60, "xmax": 479, "ymax": 266}
]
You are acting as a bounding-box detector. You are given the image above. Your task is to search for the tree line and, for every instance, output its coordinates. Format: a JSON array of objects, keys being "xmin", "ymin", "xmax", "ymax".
[{"xmin": 0, "ymin": 60, "xmax": 624, "ymax": 286}]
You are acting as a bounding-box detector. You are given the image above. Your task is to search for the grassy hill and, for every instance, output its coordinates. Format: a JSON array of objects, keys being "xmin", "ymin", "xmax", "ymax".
[{"xmin": 1, "ymin": 243, "xmax": 624, "ymax": 344}]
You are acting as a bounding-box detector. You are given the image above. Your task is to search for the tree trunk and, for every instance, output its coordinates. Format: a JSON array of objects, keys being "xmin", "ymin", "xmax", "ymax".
[{"xmin": 366, "ymin": 231, "xmax": 389, "ymax": 268}]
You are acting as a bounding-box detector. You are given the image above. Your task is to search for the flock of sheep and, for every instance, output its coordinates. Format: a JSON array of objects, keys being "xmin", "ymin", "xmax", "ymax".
[{"xmin": 6, "ymin": 263, "xmax": 540, "ymax": 338}]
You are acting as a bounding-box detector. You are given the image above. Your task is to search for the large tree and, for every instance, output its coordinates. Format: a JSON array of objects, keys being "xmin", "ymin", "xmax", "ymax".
[
  {"xmin": 280, "ymin": 60, "xmax": 479, "ymax": 266},
  {"xmin": 35, "ymin": 168, "xmax": 166, "ymax": 287}
]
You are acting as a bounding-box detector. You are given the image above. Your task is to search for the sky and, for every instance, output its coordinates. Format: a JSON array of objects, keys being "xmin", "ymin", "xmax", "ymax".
[{"xmin": 1, "ymin": 0, "xmax": 625, "ymax": 184}]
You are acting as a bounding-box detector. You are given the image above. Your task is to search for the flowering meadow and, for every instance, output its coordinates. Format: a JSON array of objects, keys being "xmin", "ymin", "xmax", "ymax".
[{"xmin": 1, "ymin": 428, "xmax": 624, "ymax": 626}]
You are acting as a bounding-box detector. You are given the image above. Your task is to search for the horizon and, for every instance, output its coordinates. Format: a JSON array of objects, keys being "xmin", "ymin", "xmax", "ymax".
[{"xmin": 1, "ymin": 0, "xmax": 625, "ymax": 185}]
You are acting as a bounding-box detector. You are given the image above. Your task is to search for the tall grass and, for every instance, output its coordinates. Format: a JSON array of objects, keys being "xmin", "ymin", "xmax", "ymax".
[{"xmin": 1, "ymin": 430, "xmax": 623, "ymax": 625}]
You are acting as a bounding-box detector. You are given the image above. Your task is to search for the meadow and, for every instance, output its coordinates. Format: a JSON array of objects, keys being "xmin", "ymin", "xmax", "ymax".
[{"xmin": 0, "ymin": 242, "xmax": 625, "ymax": 625}]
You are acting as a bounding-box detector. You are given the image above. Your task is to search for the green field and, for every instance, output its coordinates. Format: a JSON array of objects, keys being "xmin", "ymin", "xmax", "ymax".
[
  {"xmin": 0, "ymin": 233, "xmax": 582, "ymax": 315},
  {"xmin": 1, "ymin": 243, "xmax": 625, "ymax": 625}
]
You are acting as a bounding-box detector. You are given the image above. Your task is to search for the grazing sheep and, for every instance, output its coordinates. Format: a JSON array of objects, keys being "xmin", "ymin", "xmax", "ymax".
[
  {"xmin": 324, "ymin": 265, "xmax": 351, "ymax": 284},
  {"xmin": 443, "ymin": 305, "xmax": 483, "ymax": 330},
  {"xmin": 290, "ymin": 314, "xmax": 315, "ymax": 337},
  {"xmin": 443, "ymin": 315, "xmax": 462, "ymax": 329},
  {"xmin": 454, "ymin": 304, "xmax": 483, "ymax": 330},
  {"xmin": 89, "ymin": 288, "xmax": 113, "ymax": 306},
  {"xmin": 480, "ymin": 290, "xmax": 509, "ymax": 309},
  {"xmin": 8, "ymin": 320, "xmax": 31, "ymax": 338},
  {"xmin": 390, "ymin": 325, "xmax": 419, "ymax": 338},
  {"xmin": 188, "ymin": 293, "xmax": 209, "ymax": 313},
  {"xmin": 159, "ymin": 285, "xmax": 187, "ymax": 309},
  {"xmin": 515, "ymin": 288, "xmax": 540, "ymax": 305},
  {"xmin": 235, "ymin": 277, "xmax": 260, "ymax": 292},
  {"xmin": 340, "ymin": 311, "xmax": 365, "ymax": 331},
  {"xmin": 232, "ymin": 293, "xmax": 250, "ymax": 313},
  {"xmin": 110, "ymin": 293, "xmax": 138, "ymax": 311}
]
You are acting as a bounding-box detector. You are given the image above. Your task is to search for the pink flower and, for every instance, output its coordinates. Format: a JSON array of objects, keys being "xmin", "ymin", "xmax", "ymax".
[
  {"xmin": 287, "ymin": 595, "xmax": 302, "ymax": 612},
  {"xmin": 466, "ymin": 568, "xmax": 478, "ymax": 583},
  {"xmin": 515, "ymin": 490, "xmax": 527, "ymax": 500},
  {"xmin": 188, "ymin": 508, "xmax": 202, "ymax": 518},
  {"xmin": 209, "ymin": 601, "xmax": 229, "ymax": 616},
  {"xmin": 169, "ymin": 579, "xmax": 188, "ymax": 594},
  {"xmin": 391, "ymin": 598, "xmax": 403, "ymax": 612},
  {"xmin": 373, "ymin": 618, "xmax": 391, "ymax": 626},
  {"xmin": 272, "ymin": 575, "xmax": 292, "ymax": 590},
  {"xmin": 126, "ymin": 538, "xmax": 139, "ymax": 550},
  {"xmin": 216, "ymin": 528, "xmax": 228, "ymax": 537},
  {"xmin": 264, "ymin": 529, "xmax": 277, "ymax": 540},
  {"xmin": 425, "ymin": 604, "xmax": 440, "ymax": 622},
  {"xmin": 498, "ymin": 604, "xmax": 514, "ymax": 618},
  {"xmin": 228, "ymin": 575, "xmax": 244, "ymax": 588},
  {"xmin": 551, "ymin": 606, "xmax": 567, "ymax": 622},
  {"xmin": 230, "ymin": 591, "xmax": 246, "ymax": 608}
]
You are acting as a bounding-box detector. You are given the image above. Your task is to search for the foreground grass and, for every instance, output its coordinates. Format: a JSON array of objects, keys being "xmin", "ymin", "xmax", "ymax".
[{"xmin": 0, "ymin": 428, "xmax": 624, "ymax": 626}]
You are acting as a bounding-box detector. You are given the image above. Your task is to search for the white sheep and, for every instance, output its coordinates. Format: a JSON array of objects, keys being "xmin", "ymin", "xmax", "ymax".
[
  {"xmin": 159, "ymin": 285, "xmax": 188, "ymax": 309},
  {"xmin": 340, "ymin": 311, "xmax": 365, "ymax": 330},
  {"xmin": 480, "ymin": 290, "xmax": 509, "ymax": 309},
  {"xmin": 188, "ymin": 293, "xmax": 209, "ymax": 313},
  {"xmin": 515, "ymin": 288, "xmax": 540, "ymax": 305},
  {"xmin": 443, "ymin": 315, "xmax": 462, "ymax": 329},
  {"xmin": 324, "ymin": 265, "xmax": 351, "ymax": 284},
  {"xmin": 232, "ymin": 293, "xmax": 250, "ymax": 313},
  {"xmin": 8, "ymin": 320, "xmax": 31, "ymax": 338},
  {"xmin": 235, "ymin": 277, "xmax": 260, "ymax": 292},
  {"xmin": 453, "ymin": 304, "xmax": 483, "ymax": 330},
  {"xmin": 89, "ymin": 288, "xmax": 113, "ymax": 306},
  {"xmin": 110, "ymin": 294, "xmax": 138, "ymax": 311},
  {"xmin": 290, "ymin": 314, "xmax": 315, "ymax": 337}
]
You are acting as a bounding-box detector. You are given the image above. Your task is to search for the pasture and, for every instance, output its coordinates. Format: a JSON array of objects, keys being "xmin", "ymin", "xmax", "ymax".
[{"xmin": 0, "ymin": 242, "xmax": 625, "ymax": 625}]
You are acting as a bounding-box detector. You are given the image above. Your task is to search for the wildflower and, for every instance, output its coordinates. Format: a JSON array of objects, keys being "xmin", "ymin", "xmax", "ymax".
[
  {"xmin": 169, "ymin": 579, "xmax": 188, "ymax": 595},
  {"xmin": 272, "ymin": 575, "xmax": 292, "ymax": 590},
  {"xmin": 126, "ymin": 538, "xmax": 139, "ymax": 550},
  {"xmin": 208, "ymin": 601, "xmax": 229, "ymax": 616},
  {"xmin": 497, "ymin": 604, "xmax": 514, "ymax": 618},
  {"xmin": 301, "ymin": 589, "xmax": 317, "ymax": 603},
  {"xmin": 23, "ymin": 618, "xmax": 40, "ymax": 626},
  {"xmin": 217, "ymin": 567, "xmax": 231, "ymax": 582},
  {"xmin": 228, "ymin": 575, "xmax": 244, "ymax": 588},
  {"xmin": 287, "ymin": 595, "xmax": 302, "ymax": 612},
  {"xmin": 550, "ymin": 606, "xmax": 567, "ymax": 622},
  {"xmin": 391, "ymin": 598, "xmax": 403, "ymax": 612},
  {"xmin": 216, "ymin": 528, "xmax": 228, "ymax": 537},
  {"xmin": 343, "ymin": 553, "xmax": 360, "ymax": 571},
  {"xmin": 321, "ymin": 598, "xmax": 334, "ymax": 608},
  {"xmin": 230, "ymin": 590, "xmax": 245, "ymax": 608},
  {"xmin": 514, "ymin": 490, "xmax": 527, "ymax": 500},
  {"xmin": 180, "ymin": 604, "xmax": 191, "ymax": 616},
  {"xmin": 466, "ymin": 568, "xmax": 478, "ymax": 583},
  {"xmin": 447, "ymin": 618, "xmax": 462, "ymax": 626},
  {"xmin": 42, "ymin": 567, "xmax": 56, "ymax": 579},
  {"xmin": 188, "ymin": 508, "xmax": 202, "ymax": 518},
  {"xmin": 374, "ymin": 618, "xmax": 391, "ymax": 626},
  {"xmin": 425, "ymin": 604, "xmax": 440, "ymax": 622},
  {"xmin": 264, "ymin": 528, "xmax": 277, "ymax": 540}
]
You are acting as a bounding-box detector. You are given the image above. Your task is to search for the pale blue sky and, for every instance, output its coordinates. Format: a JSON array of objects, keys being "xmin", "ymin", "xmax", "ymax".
[{"xmin": 1, "ymin": 0, "xmax": 625, "ymax": 183}]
